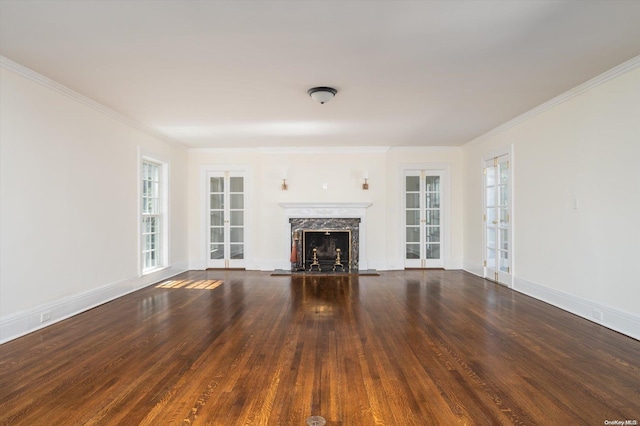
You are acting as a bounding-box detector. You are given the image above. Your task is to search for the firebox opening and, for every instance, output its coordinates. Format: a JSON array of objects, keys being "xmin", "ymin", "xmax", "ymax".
[{"xmin": 303, "ymin": 230, "xmax": 351, "ymax": 271}]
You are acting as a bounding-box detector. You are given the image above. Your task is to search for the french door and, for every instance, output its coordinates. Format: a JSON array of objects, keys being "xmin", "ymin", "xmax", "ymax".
[
  {"xmin": 484, "ymin": 154, "xmax": 512, "ymax": 285},
  {"xmin": 207, "ymin": 171, "xmax": 245, "ymax": 268},
  {"xmin": 404, "ymin": 170, "xmax": 444, "ymax": 268}
]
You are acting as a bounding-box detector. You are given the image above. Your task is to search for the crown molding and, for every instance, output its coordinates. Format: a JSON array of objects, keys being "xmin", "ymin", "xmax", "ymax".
[
  {"xmin": 0, "ymin": 55, "xmax": 186, "ymax": 150},
  {"xmin": 258, "ymin": 146, "xmax": 390, "ymax": 154},
  {"xmin": 465, "ymin": 55, "xmax": 640, "ymax": 148}
]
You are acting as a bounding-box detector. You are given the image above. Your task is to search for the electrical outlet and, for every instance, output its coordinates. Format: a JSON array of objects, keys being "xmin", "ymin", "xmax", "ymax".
[
  {"xmin": 592, "ymin": 309, "xmax": 603, "ymax": 321},
  {"xmin": 40, "ymin": 311, "xmax": 51, "ymax": 322}
]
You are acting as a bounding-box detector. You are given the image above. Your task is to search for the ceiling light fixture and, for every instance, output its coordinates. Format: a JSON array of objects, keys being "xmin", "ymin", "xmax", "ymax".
[{"xmin": 308, "ymin": 87, "xmax": 337, "ymax": 104}]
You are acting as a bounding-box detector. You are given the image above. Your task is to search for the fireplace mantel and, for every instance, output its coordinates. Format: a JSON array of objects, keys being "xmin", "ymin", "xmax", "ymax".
[
  {"xmin": 279, "ymin": 202, "xmax": 371, "ymax": 270},
  {"xmin": 278, "ymin": 202, "xmax": 372, "ymax": 218}
]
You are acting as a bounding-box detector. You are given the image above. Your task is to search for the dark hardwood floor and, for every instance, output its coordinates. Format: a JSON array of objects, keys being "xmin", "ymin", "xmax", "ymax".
[{"xmin": 0, "ymin": 270, "xmax": 638, "ymax": 425}]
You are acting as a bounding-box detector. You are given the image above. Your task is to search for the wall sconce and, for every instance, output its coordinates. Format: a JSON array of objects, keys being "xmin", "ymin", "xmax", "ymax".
[
  {"xmin": 281, "ymin": 171, "xmax": 288, "ymax": 191},
  {"xmin": 362, "ymin": 171, "xmax": 369, "ymax": 190}
]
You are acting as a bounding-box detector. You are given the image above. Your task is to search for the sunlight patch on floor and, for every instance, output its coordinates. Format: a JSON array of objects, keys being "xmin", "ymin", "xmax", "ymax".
[{"xmin": 156, "ymin": 279, "xmax": 223, "ymax": 290}]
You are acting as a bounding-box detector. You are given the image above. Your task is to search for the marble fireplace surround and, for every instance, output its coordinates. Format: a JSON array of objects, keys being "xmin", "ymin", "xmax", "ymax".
[{"xmin": 279, "ymin": 203, "xmax": 371, "ymax": 271}]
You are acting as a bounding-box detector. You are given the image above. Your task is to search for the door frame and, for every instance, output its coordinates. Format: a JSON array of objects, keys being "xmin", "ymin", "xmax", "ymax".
[
  {"xmin": 400, "ymin": 163, "xmax": 451, "ymax": 269},
  {"xmin": 482, "ymin": 147, "xmax": 514, "ymax": 287},
  {"xmin": 200, "ymin": 164, "xmax": 251, "ymax": 269}
]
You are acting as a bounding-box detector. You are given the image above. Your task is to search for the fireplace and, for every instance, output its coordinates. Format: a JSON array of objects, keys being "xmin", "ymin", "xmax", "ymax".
[
  {"xmin": 280, "ymin": 202, "xmax": 371, "ymax": 271},
  {"xmin": 290, "ymin": 217, "xmax": 361, "ymax": 271}
]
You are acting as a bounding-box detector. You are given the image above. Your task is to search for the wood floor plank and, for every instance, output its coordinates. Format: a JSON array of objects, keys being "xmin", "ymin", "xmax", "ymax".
[{"xmin": 1, "ymin": 270, "xmax": 639, "ymax": 425}]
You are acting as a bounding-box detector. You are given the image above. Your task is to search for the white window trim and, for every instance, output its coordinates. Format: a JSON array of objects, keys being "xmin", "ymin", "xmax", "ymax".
[{"xmin": 139, "ymin": 149, "xmax": 170, "ymax": 275}]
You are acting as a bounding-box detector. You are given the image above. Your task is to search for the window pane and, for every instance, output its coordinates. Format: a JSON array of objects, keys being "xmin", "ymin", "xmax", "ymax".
[
  {"xmin": 210, "ymin": 177, "xmax": 224, "ymax": 193},
  {"xmin": 426, "ymin": 227, "xmax": 440, "ymax": 242},
  {"xmin": 425, "ymin": 176, "xmax": 440, "ymax": 192},
  {"xmin": 487, "ymin": 227, "xmax": 496, "ymax": 250},
  {"xmin": 499, "ymin": 185, "xmax": 508, "ymax": 206},
  {"xmin": 405, "ymin": 244, "xmax": 420, "ymax": 259},
  {"xmin": 230, "ymin": 177, "xmax": 244, "ymax": 192},
  {"xmin": 210, "ymin": 244, "xmax": 224, "ymax": 259},
  {"xmin": 406, "ymin": 227, "xmax": 420, "ymax": 243},
  {"xmin": 405, "ymin": 176, "xmax": 420, "ymax": 192},
  {"xmin": 499, "ymin": 250, "xmax": 509, "ymax": 272},
  {"xmin": 486, "ymin": 166, "xmax": 495, "ymax": 186},
  {"xmin": 425, "ymin": 210, "xmax": 440, "ymax": 226},
  {"xmin": 406, "ymin": 210, "xmax": 420, "ymax": 226},
  {"xmin": 426, "ymin": 243, "xmax": 440, "ymax": 259},
  {"xmin": 211, "ymin": 194, "xmax": 224, "ymax": 209},
  {"xmin": 486, "ymin": 208, "xmax": 496, "ymax": 225},
  {"xmin": 487, "ymin": 248, "xmax": 496, "ymax": 269},
  {"xmin": 230, "ymin": 244, "xmax": 244, "ymax": 259},
  {"xmin": 230, "ymin": 211, "xmax": 244, "ymax": 226},
  {"xmin": 211, "ymin": 227, "xmax": 224, "ymax": 243},
  {"xmin": 500, "ymin": 162, "xmax": 509, "ymax": 185},
  {"xmin": 486, "ymin": 187, "xmax": 495, "ymax": 207},
  {"xmin": 499, "ymin": 208, "xmax": 508, "ymax": 225},
  {"xmin": 500, "ymin": 229, "xmax": 508, "ymax": 251},
  {"xmin": 230, "ymin": 194, "xmax": 244, "ymax": 209},
  {"xmin": 426, "ymin": 193, "xmax": 440, "ymax": 209},
  {"xmin": 406, "ymin": 193, "xmax": 419, "ymax": 209},
  {"xmin": 230, "ymin": 227, "xmax": 244, "ymax": 243},
  {"xmin": 210, "ymin": 211, "xmax": 224, "ymax": 226}
]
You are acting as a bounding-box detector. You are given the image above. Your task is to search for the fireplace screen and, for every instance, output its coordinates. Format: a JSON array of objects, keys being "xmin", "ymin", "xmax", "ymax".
[{"xmin": 303, "ymin": 230, "xmax": 351, "ymax": 271}]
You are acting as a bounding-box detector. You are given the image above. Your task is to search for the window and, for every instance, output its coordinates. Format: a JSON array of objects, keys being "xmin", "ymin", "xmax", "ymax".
[{"xmin": 142, "ymin": 160, "xmax": 163, "ymax": 272}]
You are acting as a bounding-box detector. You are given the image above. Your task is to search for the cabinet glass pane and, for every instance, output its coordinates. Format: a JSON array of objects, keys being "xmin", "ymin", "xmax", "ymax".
[
  {"xmin": 210, "ymin": 244, "xmax": 224, "ymax": 260},
  {"xmin": 210, "ymin": 177, "xmax": 224, "ymax": 193},
  {"xmin": 426, "ymin": 243, "xmax": 440, "ymax": 259},
  {"xmin": 406, "ymin": 210, "xmax": 420, "ymax": 226},
  {"xmin": 406, "ymin": 244, "xmax": 420, "ymax": 259},
  {"xmin": 406, "ymin": 227, "xmax": 420, "ymax": 243},
  {"xmin": 230, "ymin": 211, "xmax": 244, "ymax": 226},
  {"xmin": 211, "ymin": 228, "xmax": 224, "ymax": 243},
  {"xmin": 426, "ymin": 193, "xmax": 440, "ymax": 209},
  {"xmin": 210, "ymin": 194, "xmax": 224, "ymax": 209},
  {"xmin": 230, "ymin": 177, "xmax": 244, "ymax": 192},
  {"xmin": 425, "ymin": 176, "xmax": 440, "ymax": 192},
  {"xmin": 426, "ymin": 227, "xmax": 440, "ymax": 242},
  {"xmin": 230, "ymin": 244, "xmax": 244, "ymax": 259},
  {"xmin": 406, "ymin": 193, "xmax": 419, "ymax": 209},
  {"xmin": 405, "ymin": 176, "xmax": 420, "ymax": 192},
  {"xmin": 425, "ymin": 210, "xmax": 440, "ymax": 225},
  {"xmin": 210, "ymin": 211, "xmax": 224, "ymax": 226},
  {"xmin": 230, "ymin": 194, "xmax": 244, "ymax": 209},
  {"xmin": 230, "ymin": 228, "xmax": 244, "ymax": 243}
]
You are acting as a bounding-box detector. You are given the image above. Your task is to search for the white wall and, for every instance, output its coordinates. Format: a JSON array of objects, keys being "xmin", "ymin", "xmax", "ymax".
[
  {"xmin": 187, "ymin": 146, "xmax": 464, "ymax": 272},
  {"xmin": 0, "ymin": 65, "xmax": 189, "ymax": 343},
  {"xmin": 462, "ymin": 64, "xmax": 640, "ymax": 339}
]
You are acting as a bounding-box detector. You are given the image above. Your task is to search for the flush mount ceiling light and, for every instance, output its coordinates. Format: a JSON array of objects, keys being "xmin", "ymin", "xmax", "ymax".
[{"xmin": 308, "ymin": 87, "xmax": 337, "ymax": 104}]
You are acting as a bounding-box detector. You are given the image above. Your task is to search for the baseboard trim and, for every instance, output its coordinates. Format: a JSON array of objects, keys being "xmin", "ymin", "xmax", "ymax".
[
  {"xmin": 513, "ymin": 276, "xmax": 640, "ymax": 341},
  {"xmin": 0, "ymin": 262, "xmax": 188, "ymax": 344}
]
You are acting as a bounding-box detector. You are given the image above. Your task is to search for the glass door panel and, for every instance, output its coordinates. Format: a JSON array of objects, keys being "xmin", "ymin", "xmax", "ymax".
[
  {"xmin": 484, "ymin": 155, "xmax": 512, "ymax": 285},
  {"xmin": 207, "ymin": 172, "xmax": 246, "ymax": 268},
  {"xmin": 404, "ymin": 171, "xmax": 443, "ymax": 268}
]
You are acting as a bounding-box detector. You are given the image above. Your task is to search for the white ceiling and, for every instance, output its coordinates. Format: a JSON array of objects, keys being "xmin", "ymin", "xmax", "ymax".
[{"xmin": 1, "ymin": 1, "xmax": 640, "ymax": 149}]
